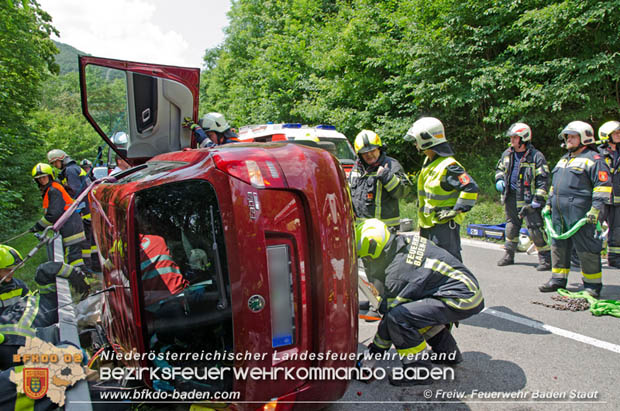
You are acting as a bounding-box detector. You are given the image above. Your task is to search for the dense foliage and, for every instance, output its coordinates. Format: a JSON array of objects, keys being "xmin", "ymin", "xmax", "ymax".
[
  {"xmin": 0, "ymin": 0, "xmax": 59, "ymax": 232},
  {"xmin": 3, "ymin": 0, "xmax": 620, "ymax": 237},
  {"xmin": 202, "ymin": 0, "xmax": 620, "ymax": 173}
]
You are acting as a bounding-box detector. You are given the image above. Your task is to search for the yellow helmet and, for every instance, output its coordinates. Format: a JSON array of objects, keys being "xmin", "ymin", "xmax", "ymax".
[
  {"xmin": 598, "ymin": 121, "xmax": 620, "ymax": 143},
  {"xmin": 31, "ymin": 163, "xmax": 55, "ymax": 180},
  {"xmin": 0, "ymin": 245, "xmax": 23, "ymax": 269},
  {"xmin": 355, "ymin": 219, "xmax": 391, "ymax": 259},
  {"xmin": 354, "ymin": 130, "xmax": 382, "ymax": 154}
]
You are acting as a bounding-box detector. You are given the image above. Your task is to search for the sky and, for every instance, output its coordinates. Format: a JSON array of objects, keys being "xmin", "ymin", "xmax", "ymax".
[{"xmin": 38, "ymin": 0, "xmax": 232, "ymax": 69}]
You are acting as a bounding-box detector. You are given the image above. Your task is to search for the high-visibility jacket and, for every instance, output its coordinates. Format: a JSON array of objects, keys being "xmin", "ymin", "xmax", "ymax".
[
  {"xmin": 0, "ymin": 262, "xmax": 74, "ymax": 346},
  {"xmin": 349, "ymin": 152, "xmax": 409, "ymax": 227},
  {"xmin": 139, "ymin": 235, "xmax": 188, "ymax": 306},
  {"xmin": 495, "ymin": 143, "xmax": 550, "ymax": 208},
  {"xmin": 549, "ymin": 148, "xmax": 612, "ymax": 228},
  {"xmin": 0, "ymin": 279, "xmax": 28, "ymax": 313},
  {"xmin": 59, "ymin": 158, "xmax": 91, "ymax": 219},
  {"xmin": 375, "ymin": 234, "xmax": 484, "ymax": 312},
  {"xmin": 34, "ymin": 182, "xmax": 85, "ymax": 248},
  {"xmin": 417, "ymin": 156, "xmax": 478, "ymax": 228},
  {"xmin": 598, "ymin": 143, "xmax": 620, "ymax": 205}
]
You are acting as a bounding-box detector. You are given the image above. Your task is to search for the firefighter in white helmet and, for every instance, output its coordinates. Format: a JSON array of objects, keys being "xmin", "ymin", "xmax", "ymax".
[
  {"xmin": 404, "ymin": 117, "xmax": 479, "ymax": 261},
  {"xmin": 495, "ymin": 122, "xmax": 551, "ymax": 270},
  {"xmin": 597, "ymin": 120, "xmax": 620, "ymax": 268},
  {"xmin": 540, "ymin": 121, "xmax": 611, "ymax": 297},
  {"xmin": 182, "ymin": 112, "xmax": 240, "ymax": 147}
]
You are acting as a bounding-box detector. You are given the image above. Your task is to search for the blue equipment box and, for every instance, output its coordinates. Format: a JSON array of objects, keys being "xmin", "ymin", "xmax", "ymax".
[{"xmin": 467, "ymin": 223, "xmax": 529, "ymax": 240}]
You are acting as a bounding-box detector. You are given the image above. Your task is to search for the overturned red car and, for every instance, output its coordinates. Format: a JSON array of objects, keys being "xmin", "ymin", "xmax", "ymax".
[{"xmin": 78, "ymin": 56, "xmax": 358, "ymax": 409}]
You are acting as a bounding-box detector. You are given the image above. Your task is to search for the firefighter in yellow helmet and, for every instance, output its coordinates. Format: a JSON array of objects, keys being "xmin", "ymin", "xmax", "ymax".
[
  {"xmin": 405, "ymin": 117, "xmax": 479, "ymax": 261},
  {"xmin": 0, "ymin": 245, "xmax": 29, "ymax": 315},
  {"xmin": 349, "ymin": 130, "xmax": 410, "ymax": 229},
  {"xmin": 597, "ymin": 120, "xmax": 620, "ymax": 268},
  {"xmin": 30, "ymin": 163, "xmax": 88, "ymax": 271},
  {"xmin": 539, "ymin": 121, "xmax": 611, "ymax": 297},
  {"xmin": 356, "ymin": 219, "xmax": 484, "ymax": 386}
]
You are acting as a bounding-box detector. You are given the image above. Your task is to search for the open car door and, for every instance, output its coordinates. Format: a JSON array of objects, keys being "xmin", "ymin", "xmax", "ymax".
[{"xmin": 78, "ymin": 56, "xmax": 200, "ymax": 165}]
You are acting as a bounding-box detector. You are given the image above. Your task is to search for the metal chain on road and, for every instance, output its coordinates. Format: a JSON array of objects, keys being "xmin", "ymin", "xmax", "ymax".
[{"xmin": 531, "ymin": 295, "xmax": 590, "ymax": 312}]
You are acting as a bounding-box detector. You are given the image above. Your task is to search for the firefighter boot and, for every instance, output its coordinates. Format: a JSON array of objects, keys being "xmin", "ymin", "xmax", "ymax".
[
  {"xmin": 497, "ymin": 243, "xmax": 516, "ymax": 267},
  {"xmin": 538, "ymin": 279, "xmax": 567, "ymax": 293},
  {"xmin": 536, "ymin": 251, "xmax": 552, "ymax": 271},
  {"xmin": 427, "ymin": 327, "xmax": 463, "ymax": 365},
  {"xmin": 582, "ymin": 284, "xmax": 602, "ymax": 299},
  {"xmin": 356, "ymin": 343, "xmax": 386, "ymax": 383},
  {"xmin": 389, "ymin": 357, "xmax": 434, "ymax": 387}
]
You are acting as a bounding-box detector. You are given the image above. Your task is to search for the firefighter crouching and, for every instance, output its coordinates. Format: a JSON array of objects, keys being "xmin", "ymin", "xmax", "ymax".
[
  {"xmin": 0, "ymin": 245, "xmax": 89, "ymax": 370},
  {"xmin": 495, "ymin": 122, "xmax": 551, "ymax": 270},
  {"xmin": 29, "ymin": 163, "xmax": 88, "ymax": 270},
  {"xmin": 404, "ymin": 117, "xmax": 479, "ymax": 261},
  {"xmin": 540, "ymin": 121, "xmax": 612, "ymax": 298},
  {"xmin": 356, "ymin": 219, "xmax": 484, "ymax": 386},
  {"xmin": 597, "ymin": 121, "xmax": 620, "ymax": 268},
  {"xmin": 349, "ymin": 130, "xmax": 409, "ymax": 230}
]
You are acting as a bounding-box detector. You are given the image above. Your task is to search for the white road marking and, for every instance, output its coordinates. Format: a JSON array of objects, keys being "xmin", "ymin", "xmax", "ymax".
[{"xmin": 482, "ymin": 307, "xmax": 620, "ymax": 354}]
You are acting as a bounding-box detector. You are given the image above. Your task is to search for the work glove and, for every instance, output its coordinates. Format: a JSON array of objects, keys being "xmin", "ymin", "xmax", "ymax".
[
  {"xmin": 437, "ymin": 209, "xmax": 458, "ymax": 222},
  {"xmin": 69, "ymin": 269, "xmax": 90, "ymax": 300},
  {"xmin": 29, "ymin": 224, "xmax": 39, "ymax": 233},
  {"xmin": 376, "ymin": 165, "xmax": 391, "ymax": 184},
  {"xmin": 586, "ymin": 208, "xmax": 600, "ymax": 225},
  {"xmin": 530, "ymin": 200, "xmax": 541, "ymax": 209},
  {"xmin": 542, "ymin": 205, "xmax": 551, "ymax": 215},
  {"xmin": 182, "ymin": 116, "xmax": 199, "ymax": 130},
  {"xmin": 495, "ymin": 180, "xmax": 505, "ymax": 193}
]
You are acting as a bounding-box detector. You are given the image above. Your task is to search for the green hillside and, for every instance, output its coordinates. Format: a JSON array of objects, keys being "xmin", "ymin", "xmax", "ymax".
[{"xmin": 53, "ymin": 40, "xmax": 88, "ymax": 74}]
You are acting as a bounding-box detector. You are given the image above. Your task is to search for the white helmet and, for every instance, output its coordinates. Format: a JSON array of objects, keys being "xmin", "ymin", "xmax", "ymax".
[
  {"xmin": 111, "ymin": 131, "xmax": 128, "ymax": 148},
  {"xmin": 598, "ymin": 121, "xmax": 620, "ymax": 143},
  {"xmin": 559, "ymin": 121, "xmax": 595, "ymax": 145},
  {"xmin": 47, "ymin": 149, "xmax": 67, "ymax": 163},
  {"xmin": 199, "ymin": 112, "xmax": 230, "ymax": 133},
  {"xmin": 404, "ymin": 117, "xmax": 447, "ymax": 151},
  {"xmin": 506, "ymin": 122, "xmax": 532, "ymax": 142}
]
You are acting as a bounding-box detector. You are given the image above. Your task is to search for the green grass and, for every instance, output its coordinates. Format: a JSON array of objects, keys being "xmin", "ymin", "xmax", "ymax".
[
  {"xmin": 2, "ymin": 221, "xmax": 51, "ymax": 290},
  {"xmin": 400, "ymin": 195, "xmax": 505, "ymax": 236}
]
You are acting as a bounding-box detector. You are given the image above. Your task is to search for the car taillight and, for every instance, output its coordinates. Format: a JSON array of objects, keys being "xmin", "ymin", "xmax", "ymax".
[{"xmin": 213, "ymin": 150, "xmax": 287, "ymax": 188}]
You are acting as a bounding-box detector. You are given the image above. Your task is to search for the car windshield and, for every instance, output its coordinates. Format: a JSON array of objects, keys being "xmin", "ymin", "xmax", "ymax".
[{"xmin": 317, "ymin": 137, "xmax": 356, "ymax": 161}]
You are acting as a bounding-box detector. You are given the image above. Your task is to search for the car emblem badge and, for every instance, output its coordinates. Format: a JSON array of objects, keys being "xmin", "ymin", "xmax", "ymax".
[{"xmin": 248, "ymin": 295, "xmax": 265, "ymax": 313}]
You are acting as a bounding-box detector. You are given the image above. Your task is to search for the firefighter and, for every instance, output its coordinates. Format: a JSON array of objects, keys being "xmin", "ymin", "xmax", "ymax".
[
  {"xmin": 495, "ymin": 123, "xmax": 551, "ymax": 270},
  {"xmin": 539, "ymin": 121, "xmax": 611, "ymax": 298},
  {"xmin": 404, "ymin": 117, "xmax": 479, "ymax": 261},
  {"xmin": 0, "ymin": 246, "xmax": 28, "ymax": 315},
  {"xmin": 356, "ymin": 219, "xmax": 484, "ymax": 386},
  {"xmin": 80, "ymin": 159, "xmax": 94, "ymax": 181},
  {"xmin": 597, "ymin": 121, "xmax": 620, "ymax": 268},
  {"xmin": 349, "ymin": 130, "xmax": 409, "ymax": 230},
  {"xmin": 0, "ymin": 260, "xmax": 89, "ymax": 370},
  {"xmin": 111, "ymin": 148, "xmax": 130, "ymax": 175},
  {"xmin": 47, "ymin": 149, "xmax": 97, "ymax": 273},
  {"xmin": 182, "ymin": 112, "xmax": 240, "ymax": 147},
  {"xmin": 139, "ymin": 233, "xmax": 189, "ymax": 306},
  {"xmin": 29, "ymin": 163, "xmax": 87, "ymax": 270}
]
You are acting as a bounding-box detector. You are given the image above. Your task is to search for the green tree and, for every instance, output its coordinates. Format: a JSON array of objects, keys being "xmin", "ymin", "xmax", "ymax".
[{"xmin": 0, "ymin": 0, "xmax": 58, "ymax": 234}]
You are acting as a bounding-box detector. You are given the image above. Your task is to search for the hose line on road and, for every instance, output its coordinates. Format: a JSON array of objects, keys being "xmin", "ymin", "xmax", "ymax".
[{"xmin": 557, "ymin": 289, "xmax": 620, "ymax": 318}]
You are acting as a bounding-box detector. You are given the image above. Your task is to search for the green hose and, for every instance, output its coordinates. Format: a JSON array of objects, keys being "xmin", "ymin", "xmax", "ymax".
[
  {"xmin": 542, "ymin": 208, "xmax": 601, "ymax": 240},
  {"xmin": 557, "ymin": 289, "xmax": 620, "ymax": 318}
]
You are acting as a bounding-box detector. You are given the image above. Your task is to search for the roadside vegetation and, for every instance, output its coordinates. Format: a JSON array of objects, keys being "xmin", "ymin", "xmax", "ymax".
[{"xmin": 2, "ymin": 0, "xmax": 620, "ymax": 281}]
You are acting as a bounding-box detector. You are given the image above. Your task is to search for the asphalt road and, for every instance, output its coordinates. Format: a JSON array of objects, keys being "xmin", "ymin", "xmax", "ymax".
[{"xmin": 331, "ymin": 238, "xmax": 620, "ymax": 410}]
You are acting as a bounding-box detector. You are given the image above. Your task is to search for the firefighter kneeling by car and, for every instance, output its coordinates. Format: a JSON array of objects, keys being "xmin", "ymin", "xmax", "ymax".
[{"xmin": 356, "ymin": 219, "xmax": 484, "ymax": 386}]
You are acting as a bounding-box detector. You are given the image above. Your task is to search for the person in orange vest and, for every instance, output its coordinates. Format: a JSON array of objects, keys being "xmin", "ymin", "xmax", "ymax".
[
  {"xmin": 139, "ymin": 233, "xmax": 189, "ymax": 307},
  {"xmin": 29, "ymin": 163, "xmax": 88, "ymax": 270}
]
